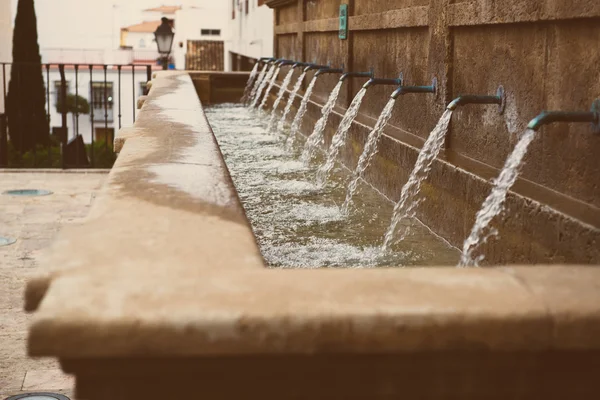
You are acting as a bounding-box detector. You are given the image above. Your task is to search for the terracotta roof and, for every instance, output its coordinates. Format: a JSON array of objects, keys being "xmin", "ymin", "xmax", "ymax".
[
  {"xmin": 122, "ymin": 20, "xmax": 162, "ymax": 33},
  {"xmin": 144, "ymin": 5, "xmax": 181, "ymax": 14}
]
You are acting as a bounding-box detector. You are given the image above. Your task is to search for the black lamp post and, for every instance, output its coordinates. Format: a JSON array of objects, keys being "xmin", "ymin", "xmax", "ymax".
[{"xmin": 154, "ymin": 17, "xmax": 175, "ymax": 70}]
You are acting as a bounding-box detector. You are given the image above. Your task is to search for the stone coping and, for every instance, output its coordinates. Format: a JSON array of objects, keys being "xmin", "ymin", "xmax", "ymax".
[{"xmin": 25, "ymin": 72, "xmax": 600, "ymax": 359}]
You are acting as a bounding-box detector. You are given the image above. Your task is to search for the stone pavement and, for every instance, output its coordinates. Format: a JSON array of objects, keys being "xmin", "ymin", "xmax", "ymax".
[{"xmin": 0, "ymin": 171, "xmax": 107, "ymax": 399}]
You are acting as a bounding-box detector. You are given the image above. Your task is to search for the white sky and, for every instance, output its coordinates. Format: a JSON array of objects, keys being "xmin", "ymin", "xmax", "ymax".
[{"xmin": 11, "ymin": 0, "xmax": 212, "ymax": 50}]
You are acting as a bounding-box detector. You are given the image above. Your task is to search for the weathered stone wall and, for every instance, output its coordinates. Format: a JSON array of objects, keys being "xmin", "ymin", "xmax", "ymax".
[{"xmin": 266, "ymin": 0, "xmax": 600, "ymax": 264}]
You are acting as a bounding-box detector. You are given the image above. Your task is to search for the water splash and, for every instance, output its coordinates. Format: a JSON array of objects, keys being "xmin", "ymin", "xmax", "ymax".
[
  {"xmin": 316, "ymin": 88, "xmax": 368, "ymax": 186},
  {"xmin": 342, "ymin": 98, "xmax": 396, "ymax": 214},
  {"xmin": 241, "ymin": 63, "xmax": 260, "ymax": 103},
  {"xmin": 205, "ymin": 103, "xmax": 459, "ymax": 268},
  {"xmin": 247, "ymin": 64, "xmax": 268, "ymax": 105},
  {"xmin": 276, "ymin": 71, "xmax": 307, "ymax": 133},
  {"xmin": 301, "ymin": 80, "xmax": 344, "ymax": 163},
  {"xmin": 288, "ymin": 75, "xmax": 319, "ymax": 140},
  {"xmin": 459, "ymin": 129, "xmax": 537, "ymax": 267},
  {"xmin": 267, "ymin": 69, "xmax": 296, "ymax": 132},
  {"xmin": 382, "ymin": 109, "xmax": 454, "ymax": 251},
  {"xmin": 259, "ymin": 66, "xmax": 281, "ymax": 109},
  {"xmin": 251, "ymin": 65, "xmax": 276, "ymax": 108}
]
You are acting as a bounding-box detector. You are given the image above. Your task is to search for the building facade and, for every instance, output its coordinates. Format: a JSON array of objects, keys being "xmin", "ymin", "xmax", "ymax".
[
  {"xmin": 173, "ymin": 3, "xmax": 231, "ymax": 71},
  {"xmin": 229, "ymin": 0, "xmax": 274, "ymax": 71}
]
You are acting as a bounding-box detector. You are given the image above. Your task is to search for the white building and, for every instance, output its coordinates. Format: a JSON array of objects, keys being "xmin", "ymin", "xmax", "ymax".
[
  {"xmin": 229, "ymin": 0, "xmax": 274, "ymax": 71},
  {"xmin": 0, "ymin": 0, "xmax": 12, "ymax": 113},
  {"xmin": 172, "ymin": 3, "xmax": 231, "ymax": 71}
]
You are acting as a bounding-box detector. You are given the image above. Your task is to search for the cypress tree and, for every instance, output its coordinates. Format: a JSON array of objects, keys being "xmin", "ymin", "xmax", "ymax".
[{"xmin": 6, "ymin": 0, "xmax": 49, "ymax": 153}]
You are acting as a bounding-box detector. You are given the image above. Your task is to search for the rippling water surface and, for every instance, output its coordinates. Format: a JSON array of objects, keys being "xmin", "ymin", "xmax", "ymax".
[{"xmin": 206, "ymin": 104, "xmax": 458, "ymax": 268}]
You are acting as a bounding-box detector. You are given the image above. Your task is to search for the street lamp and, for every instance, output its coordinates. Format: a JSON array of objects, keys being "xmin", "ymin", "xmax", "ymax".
[{"xmin": 154, "ymin": 17, "xmax": 175, "ymax": 70}]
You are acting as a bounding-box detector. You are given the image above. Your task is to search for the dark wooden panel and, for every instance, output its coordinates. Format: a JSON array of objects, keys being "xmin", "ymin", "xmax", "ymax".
[
  {"xmin": 306, "ymin": 0, "xmax": 342, "ymax": 21},
  {"xmin": 354, "ymin": 0, "xmax": 429, "ymax": 16},
  {"xmin": 186, "ymin": 41, "xmax": 225, "ymax": 71}
]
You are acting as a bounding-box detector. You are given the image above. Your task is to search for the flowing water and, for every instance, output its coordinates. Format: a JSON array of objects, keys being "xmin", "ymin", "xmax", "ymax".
[
  {"xmin": 316, "ymin": 88, "xmax": 368, "ymax": 186},
  {"xmin": 259, "ymin": 66, "xmax": 281, "ymax": 109},
  {"xmin": 277, "ymin": 71, "xmax": 307, "ymax": 132},
  {"xmin": 382, "ymin": 109, "xmax": 454, "ymax": 252},
  {"xmin": 267, "ymin": 68, "xmax": 296, "ymax": 132},
  {"xmin": 289, "ymin": 75, "xmax": 319, "ymax": 140},
  {"xmin": 206, "ymin": 104, "xmax": 458, "ymax": 268},
  {"xmin": 459, "ymin": 129, "xmax": 538, "ymax": 267},
  {"xmin": 251, "ymin": 65, "xmax": 276, "ymax": 108},
  {"xmin": 247, "ymin": 64, "xmax": 268, "ymax": 105},
  {"xmin": 241, "ymin": 63, "xmax": 260, "ymax": 103},
  {"xmin": 342, "ymin": 98, "xmax": 397, "ymax": 215},
  {"xmin": 301, "ymin": 80, "xmax": 344, "ymax": 163}
]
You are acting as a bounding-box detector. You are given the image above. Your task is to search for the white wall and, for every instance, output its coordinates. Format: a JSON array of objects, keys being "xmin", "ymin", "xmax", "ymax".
[
  {"xmin": 173, "ymin": 3, "xmax": 231, "ymax": 71},
  {"xmin": 229, "ymin": 0, "xmax": 274, "ymax": 63},
  {"xmin": 0, "ymin": 0, "xmax": 12, "ymax": 113}
]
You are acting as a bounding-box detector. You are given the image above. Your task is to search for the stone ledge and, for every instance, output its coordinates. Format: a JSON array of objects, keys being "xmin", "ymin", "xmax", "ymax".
[{"xmin": 24, "ymin": 72, "xmax": 600, "ymax": 395}]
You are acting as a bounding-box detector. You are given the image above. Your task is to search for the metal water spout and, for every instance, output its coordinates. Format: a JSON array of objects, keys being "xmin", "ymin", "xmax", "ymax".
[
  {"xmin": 259, "ymin": 57, "xmax": 276, "ymax": 63},
  {"xmin": 292, "ymin": 62, "xmax": 310, "ymax": 68},
  {"xmin": 340, "ymin": 70, "xmax": 374, "ymax": 81},
  {"xmin": 527, "ymin": 99, "xmax": 600, "ymax": 133},
  {"xmin": 363, "ymin": 73, "xmax": 404, "ymax": 89},
  {"xmin": 274, "ymin": 58, "xmax": 294, "ymax": 65},
  {"xmin": 391, "ymin": 78, "xmax": 438, "ymax": 99},
  {"xmin": 447, "ymin": 86, "xmax": 506, "ymax": 113},
  {"xmin": 303, "ymin": 63, "xmax": 330, "ymax": 73},
  {"xmin": 278, "ymin": 60, "xmax": 298, "ymax": 67},
  {"xmin": 315, "ymin": 67, "xmax": 344, "ymax": 77}
]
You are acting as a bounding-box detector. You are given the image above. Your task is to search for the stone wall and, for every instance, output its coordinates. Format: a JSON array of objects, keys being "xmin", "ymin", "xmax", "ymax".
[{"xmin": 265, "ymin": 0, "xmax": 600, "ymax": 264}]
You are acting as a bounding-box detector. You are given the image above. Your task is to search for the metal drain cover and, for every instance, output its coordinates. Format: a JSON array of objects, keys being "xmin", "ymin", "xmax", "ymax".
[
  {"xmin": 3, "ymin": 189, "xmax": 53, "ymax": 197},
  {"xmin": 4, "ymin": 394, "xmax": 70, "ymax": 400},
  {"xmin": 0, "ymin": 237, "xmax": 16, "ymax": 247}
]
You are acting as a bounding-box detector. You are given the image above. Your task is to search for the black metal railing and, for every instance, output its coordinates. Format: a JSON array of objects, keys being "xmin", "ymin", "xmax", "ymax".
[{"xmin": 0, "ymin": 62, "xmax": 153, "ymax": 169}]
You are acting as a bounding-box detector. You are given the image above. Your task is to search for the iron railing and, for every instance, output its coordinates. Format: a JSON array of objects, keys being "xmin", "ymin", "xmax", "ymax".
[{"xmin": 0, "ymin": 62, "xmax": 153, "ymax": 169}]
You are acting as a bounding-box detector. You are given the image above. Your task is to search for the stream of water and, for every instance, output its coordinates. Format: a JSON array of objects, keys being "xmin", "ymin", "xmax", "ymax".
[
  {"xmin": 382, "ymin": 109, "xmax": 454, "ymax": 252},
  {"xmin": 301, "ymin": 80, "xmax": 344, "ymax": 163},
  {"xmin": 277, "ymin": 71, "xmax": 307, "ymax": 132},
  {"xmin": 316, "ymin": 88, "xmax": 368, "ymax": 186},
  {"xmin": 241, "ymin": 63, "xmax": 260, "ymax": 103},
  {"xmin": 342, "ymin": 98, "xmax": 397, "ymax": 215},
  {"xmin": 259, "ymin": 66, "xmax": 281, "ymax": 109},
  {"xmin": 206, "ymin": 104, "xmax": 458, "ymax": 268},
  {"xmin": 459, "ymin": 129, "xmax": 538, "ymax": 267},
  {"xmin": 267, "ymin": 68, "xmax": 296, "ymax": 132},
  {"xmin": 251, "ymin": 65, "xmax": 276, "ymax": 108},
  {"xmin": 288, "ymin": 75, "xmax": 319, "ymax": 140},
  {"xmin": 247, "ymin": 64, "xmax": 268, "ymax": 105}
]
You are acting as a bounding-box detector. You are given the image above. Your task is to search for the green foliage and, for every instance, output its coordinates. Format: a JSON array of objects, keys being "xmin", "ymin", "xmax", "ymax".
[
  {"xmin": 86, "ymin": 141, "xmax": 117, "ymax": 169},
  {"xmin": 7, "ymin": 141, "xmax": 61, "ymax": 168},
  {"xmin": 6, "ymin": 0, "xmax": 49, "ymax": 153},
  {"xmin": 6, "ymin": 139, "xmax": 116, "ymax": 169},
  {"xmin": 56, "ymin": 93, "xmax": 90, "ymax": 115}
]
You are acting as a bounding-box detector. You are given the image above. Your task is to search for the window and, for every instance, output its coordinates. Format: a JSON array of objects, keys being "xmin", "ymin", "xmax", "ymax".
[
  {"xmin": 53, "ymin": 80, "xmax": 70, "ymax": 104},
  {"xmin": 201, "ymin": 29, "xmax": 221, "ymax": 36},
  {"xmin": 90, "ymin": 82, "xmax": 114, "ymax": 122},
  {"xmin": 139, "ymin": 38, "xmax": 146, "ymax": 48}
]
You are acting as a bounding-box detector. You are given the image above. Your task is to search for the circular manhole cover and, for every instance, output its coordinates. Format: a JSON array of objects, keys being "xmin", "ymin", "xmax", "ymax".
[
  {"xmin": 3, "ymin": 189, "xmax": 53, "ymax": 197},
  {"xmin": 4, "ymin": 394, "xmax": 70, "ymax": 400},
  {"xmin": 0, "ymin": 237, "xmax": 16, "ymax": 247}
]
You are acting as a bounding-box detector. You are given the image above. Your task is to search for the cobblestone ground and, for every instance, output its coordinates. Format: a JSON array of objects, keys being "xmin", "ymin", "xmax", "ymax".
[{"xmin": 0, "ymin": 171, "xmax": 107, "ymax": 399}]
